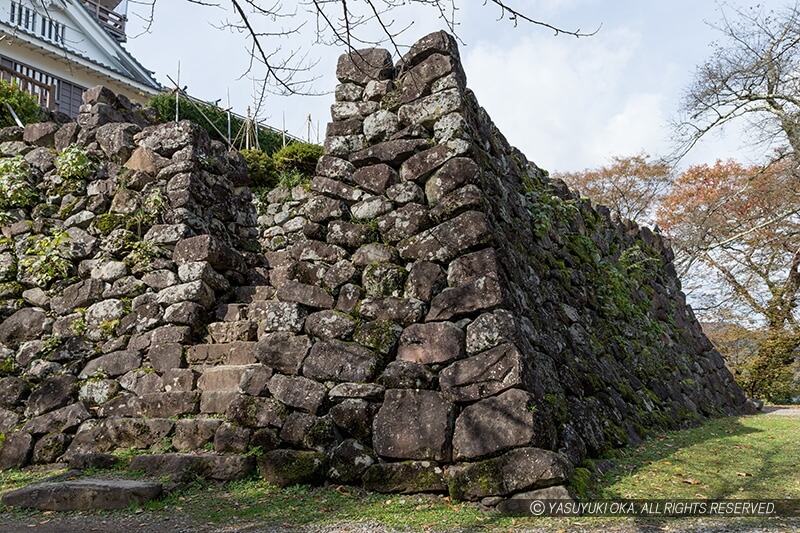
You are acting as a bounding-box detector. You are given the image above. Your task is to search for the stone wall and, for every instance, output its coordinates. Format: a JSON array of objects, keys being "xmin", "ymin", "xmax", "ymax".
[{"xmin": 0, "ymin": 34, "xmax": 753, "ymax": 504}]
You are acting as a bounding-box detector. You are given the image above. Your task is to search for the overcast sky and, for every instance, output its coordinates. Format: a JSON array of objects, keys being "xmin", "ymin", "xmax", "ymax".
[{"xmin": 123, "ymin": 0, "xmax": 779, "ymax": 173}]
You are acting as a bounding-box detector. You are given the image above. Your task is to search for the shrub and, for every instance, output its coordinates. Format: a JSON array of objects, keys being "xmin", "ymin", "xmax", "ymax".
[
  {"xmin": 272, "ymin": 142, "xmax": 323, "ymax": 176},
  {"xmin": 147, "ymin": 93, "xmax": 284, "ymax": 154},
  {"xmin": 0, "ymin": 80, "xmax": 42, "ymax": 127},
  {"xmin": 0, "ymin": 156, "xmax": 38, "ymax": 209},
  {"xmin": 55, "ymin": 145, "xmax": 95, "ymax": 180},
  {"xmin": 20, "ymin": 230, "xmax": 73, "ymax": 287},
  {"xmin": 240, "ymin": 149, "xmax": 277, "ymax": 188}
]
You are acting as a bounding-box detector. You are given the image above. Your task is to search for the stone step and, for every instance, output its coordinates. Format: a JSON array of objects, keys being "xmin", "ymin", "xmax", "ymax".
[
  {"xmin": 197, "ymin": 364, "xmax": 264, "ymax": 392},
  {"xmin": 214, "ymin": 303, "xmax": 249, "ymax": 322},
  {"xmin": 236, "ymin": 285, "xmax": 275, "ymax": 303},
  {"xmin": 207, "ymin": 320, "xmax": 258, "ymax": 343},
  {"xmin": 186, "ymin": 341, "xmax": 257, "ymax": 366}
]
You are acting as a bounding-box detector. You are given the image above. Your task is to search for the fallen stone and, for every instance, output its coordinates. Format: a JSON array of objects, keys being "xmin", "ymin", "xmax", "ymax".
[{"xmin": 1, "ymin": 479, "xmax": 163, "ymax": 510}]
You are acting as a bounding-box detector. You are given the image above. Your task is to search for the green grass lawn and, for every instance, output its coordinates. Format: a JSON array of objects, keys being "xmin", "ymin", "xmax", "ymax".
[{"xmin": 1, "ymin": 410, "xmax": 798, "ymax": 531}]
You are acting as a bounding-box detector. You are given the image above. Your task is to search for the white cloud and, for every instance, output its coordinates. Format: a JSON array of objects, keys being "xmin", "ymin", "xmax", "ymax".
[{"xmin": 463, "ymin": 27, "xmax": 656, "ymax": 171}]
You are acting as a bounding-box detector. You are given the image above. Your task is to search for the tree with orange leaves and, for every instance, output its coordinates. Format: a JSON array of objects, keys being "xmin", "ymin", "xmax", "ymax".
[
  {"xmin": 658, "ymin": 159, "xmax": 800, "ymax": 400},
  {"xmin": 554, "ymin": 154, "xmax": 672, "ymax": 225}
]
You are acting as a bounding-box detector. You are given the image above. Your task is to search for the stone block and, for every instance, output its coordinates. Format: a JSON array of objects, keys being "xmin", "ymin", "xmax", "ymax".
[
  {"xmin": 373, "ymin": 389, "xmax": 454, "ymax": 461},
  {"xmin": 397, "ymin": 322, "xmax": 465, "ymax": 365},
  {"xmin": 445, "ymin": 447, "xmax": 573, "ymax": 501},
  {"xmin": 439, "ymin": 343, "xmax": 524, "ymax": 402},
  {"xmin": 303, "ymin": 341, "xmax": 379, "ymax": 382},
  {"xmin": 363, "ymin": 461, "xmax": 446, "ymax": 494},
  {"xmin": 452, "ymin": 389, "xmax": 535, "ymax": 460}
]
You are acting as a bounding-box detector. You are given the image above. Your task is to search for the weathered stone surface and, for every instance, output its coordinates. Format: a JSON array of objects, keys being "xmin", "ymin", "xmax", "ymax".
[
  {"xmin": 316, "ymin": 155, "xmax": 356, "ymax": 180},
  {"xmin": 279, "ymin": 413, "xmax": 337, "ymax": 452},
  {"xmin": 156, "ymin": 281, "xmax": 215, "ymax": 309},
  {"xmin": 1, "ymin": 479, "xmax": 163, "ymax": 510},
  {"xmin": 148, "ymin": 343, "xmax": 184, "ymax": 372},
  {"xmin": 373, "ymin": 389, "xmax": 454, "ymax": 461},
  {"xmin": 258, "ymin": 449, "xmax": 327, "ymax": 488},
  {"xmin": 398, "ymin": 211, "xmax": 492, "ymax": 263},
  {"xmin": 226, "ymin": 395, "xmax": 286, "ymax": 428},
  {"xmin": 430, "ymin": 184, "xmax": 483, "ymax": 223},
  {"xmin": 305, "ymin": 310, "xmax": 357, "ymax": 341},
  {"xmin": 329, "ymin": 399, "xmax": 378, "ymax": 440},
  {"xmin": 386, "ymin": 181, "xmax": 425, "ymax": 205},
  {"xmin": 466, "ymin": 310, "xmax": 516, "ymax": 355},
  {"xmin": 0, "ymin": 307, "xmax": 48, "ymax": 350},
  {"xmin": 0, "ymin": 408, "xmax": 19, "ymax": 433},
  {"xmin": 350, "ymin": 195, "xmax": 394, "ymax": 220},
  {"xmin": 172, "ymin": 419, "xmax": 222, "ymax": 452},
  {"xmin": 198, "ymin": 365, "xmax": 257, "ymax": 392},
  {"xmin": 32, "ymin": 433, "xmax": 71, "ymax": 464},
  {"xmin": 255, "ymin": 332, "xmax": 312, "ymax": 375},
  {"xmin": 445, "ymin": 447, "xmax": 573, "ymax": 501},
  {"xmin": 351, "ymin": 163, "xmax": 398, "ymax": 193},
  {"xmin": 214, "ymin": 423, "xmax": 252, "ymax": 453},
  {"xmin": 404, "ymin": 260, "xmax": 446, "ymax": 302},
  {"xmin": 268, "ymin": 374, "xmax": 327, "ymax": 414},
  {"xmin": 398, "ymin": 88, "xmax": 462, "ymax": 128},
  {"xmin": 25, "ymin": 375, "xmax": 77, "ymax": 418},
  {"xmin": 359, "ymin": 297, "xmax": 426, "ymax": 326},
  {"xmin": 277, "ymin": 280, "xmax": 334, "ymax": 309},
  {"xmin": 23, "ymin": 402, "xmax": 91, "ymax": 435},
  {"xmin": 426, "ymin": 276, "xmax": 503, "ymax": 321},
  {"xmin": 362, "ymin": 264, "xmax": 407, "ymax": 297},
  {"xmin": 79, "ymin": 350, "xmax": 142, "ymax": 378},
  {"xmin": 23, "ymin": 122, "xmax": 59, "ymax": 147},
  {"xmin": 448, "ymin": 248, "xmax": 500, "ymax": 286},
  {"xmin": 173, "ymin": 234, "xmax": 245, "ymax": 272},
  {"xmin": 336, "ymin": 48, "xmax": 393, "ymax": 84},
  {"xmin": 398, "ymin": 322, "xmax": 465, "ymax": 364},
  {"xmin": 207, "ymin": 321, "xmax": 257, "ymax": 343},
  {"xmin": 290, "ymin": 240, "xmax": 347, "ymax": 262},
  {"xmin": 439, "ymin": 343, "xmax": 525, "ymax": 402},
  {"xmin": 249, "ymin": 302, "xmax": 307, "ymax": 334},
  {"xmin": 349, "ymin": 139, "xmax": 430, "ymax": 167},
  {"xmin": 400, "ymin": 140, "xmax": 469, "ymax": 183},
  {"xmin": 187, "ymin": 342, "xmax": 256, "ymax": 366},
  {"xmin": 0, "ymin": 376, "xmax": 30, "ymax": 408},
  {"xmin": 363, "ymin": 110, "xmax": 400, "ymax": 143},
  {"xmin": 352, "ymin": 243, "xmax": 397, "ymax": 266},
  {"xmin": 303, "ymin": 341, "xmax": 378, "ymax": 382},
  {"xmin": 353, "ymin": 319, "xmax": 402, "ymax": 355},
  {"xmin": 397, "ymin": 30, "xmax": 460, "ymax": 71},
  {"xmin": 363, "ymin": 461, "xmax": 446, "ymax": 494},
  {"xmin": 311, "ymin": 176, "xmax": 363, "ymax": 202},
  {"xmin": 326, "ymin": 220, "xmax": 376, "ymax": 249},
  {"xmin": 65, "ymin": 418, "xmax": 175, "ymax": 458},
  {"xmin": 425, "ymin": 157, "xmax": 480, "ymax": 205},
  {"xmin": 453, "ymin": 389, "xmax": 535, "ymax": 460},
  {"xmin": 328, "ymin": 382, "xmax": 385, "ymax": 400},
  {"xmin": 378, "ymin": 360, "xmax": 437, "ymax": 390},
  {"xmin": 328, "ymin": 439, "xmax": 377, "ymax": 484},
  {"xmin": 0, "ymin": 431, "xmax": 33, "ymax": 470},
  {"xmin": 130, "ymin": 453, "xmax": 255, "ymax": 481}
]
